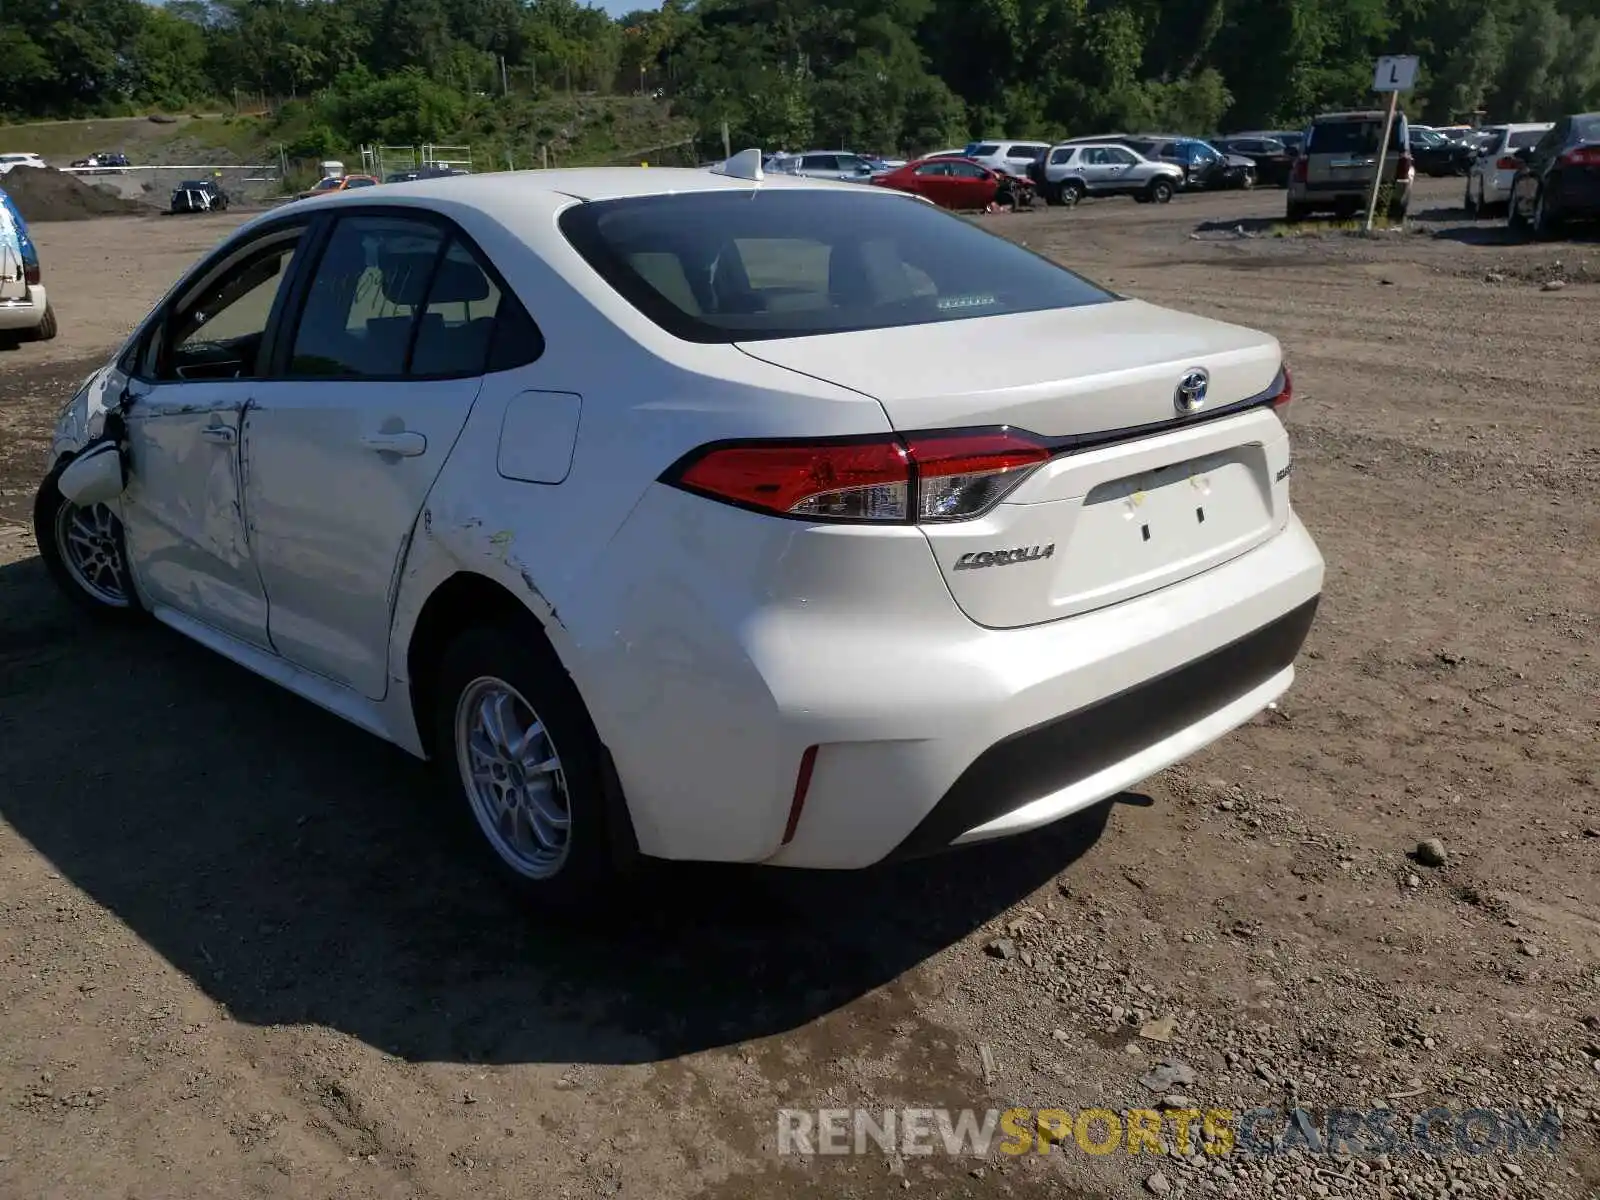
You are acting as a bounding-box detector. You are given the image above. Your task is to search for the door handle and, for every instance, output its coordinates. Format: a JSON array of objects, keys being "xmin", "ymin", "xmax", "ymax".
[
  {"xmin": 200, "ymin": 424, "xmax": 236, "ymax": 444},
  {"xmin": 360, "ymin": 431, "xmax": 427, "ymax": 457}
]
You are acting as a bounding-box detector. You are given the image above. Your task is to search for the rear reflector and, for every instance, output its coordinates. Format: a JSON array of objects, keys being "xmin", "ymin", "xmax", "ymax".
[
  {"xmin": 1271, "ymin": 364, "xmax": 1293, "ymax": 410},
  {"xmin": 670, "ymin": 429, "xmax": 1050, "ymax": 524},
  {"xmin": 781, "ymin": 745, "xmax": 819, "ymax": 845}
]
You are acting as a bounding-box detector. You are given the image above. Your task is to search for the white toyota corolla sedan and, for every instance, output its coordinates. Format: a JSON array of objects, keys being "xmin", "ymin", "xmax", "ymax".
[{"xmin": 35, "ymin": 157, "xmax": 1324, "ymax": 903}]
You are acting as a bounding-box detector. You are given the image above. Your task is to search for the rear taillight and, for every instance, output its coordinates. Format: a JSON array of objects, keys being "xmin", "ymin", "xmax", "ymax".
[
  {"xmin": 1559, "ymin": 146, "xmax": 1600, "ymax": 167},
  {"xmin": 1271, "ymin": 364, "xmax": 1293, "ymax": 411},
  {"xmin": 668, "ymin": 429, "xmax": 1052, "ymax": 524},
  {"xmin": 1496, "ymin": 156, "xmax": 1523, "ymax": 171},
  {"xmin": 23, "ymin": 262, "xmax": 40, "ymax": 286},
  {"xmin": 1396, "ymin": 154, "xmax": 1415, "ymax": 178},
  {"xmin": 1292, "ymin": 158, "xmax": 1308, "ymax": 183}
]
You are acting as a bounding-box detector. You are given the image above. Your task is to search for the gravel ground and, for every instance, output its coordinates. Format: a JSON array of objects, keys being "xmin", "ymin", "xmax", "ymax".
[{"xmin": 0, "ymin": 176, "xmax": 1596, "ymax": 1200}]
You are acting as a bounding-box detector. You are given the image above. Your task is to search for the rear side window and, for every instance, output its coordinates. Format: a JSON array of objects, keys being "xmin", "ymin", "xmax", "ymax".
[
  {"xmin": 557, "ymin": 189, "xmax": 1115, "ymax": 344},
  {"xmin": 1050, "ymin": 147, "xmax": 1074, "ymax": 164},
  {"xmin": 1508, "ymin": 129, "xmax": 1546, "ymax": 151},
  {"xmin": 969, "ymin": 144, "xmax": 1000, "ymax": 157},
  {"xmin": 1308, "ymin": 119, "xmax": 1406, "ymax": 153},
  {"xmin": 289, "ymin": 214, "xmax": 541, "ymax": 378}
]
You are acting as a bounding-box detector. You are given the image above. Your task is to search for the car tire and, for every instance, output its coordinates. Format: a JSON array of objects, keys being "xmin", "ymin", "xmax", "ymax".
[
  {"xmin": 1286, "ymin": 202, "xmax": 1310, "ymax": 223},
  {"xmin": 1147, "ymin": 178, "xmax": 1174, "ymax": 204},
  {"xmin": 1532, "ymin": 186, "xmax": 1561, "ymax": 240},
  {"xmin": 1464, "ymin": 180, "xmax": 1478, "ymax": 218},
  {"xmin": 33, "ymin": 459, "xmax": 141, "ymax": 621},
  {"xmin": 431, "ymin": 623, "xmax": 631, "ymax": 908},
  {"xmin": 28, "ymin": 302, "xmax": 58, "ymax": 342},
  {"xmin": 1058, "ymin": 180, "xmax": 1084, "ymax": 208}
]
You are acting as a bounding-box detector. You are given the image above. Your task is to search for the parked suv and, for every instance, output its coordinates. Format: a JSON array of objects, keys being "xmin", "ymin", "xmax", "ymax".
[
  {"xmin": 1042, "ymin": 142, "xmax": 1183, "ymax": 206},
  {"xmin": 962, "ymin": 140, "xmax": 1052, "ymax": 177},
  {"xmin": 1287, "ymin": 111, "xmax": 1413, "ymax": 221},
  {"xmin": 0, "ymin": 183, "xmax": 56, "ymax": 344}
]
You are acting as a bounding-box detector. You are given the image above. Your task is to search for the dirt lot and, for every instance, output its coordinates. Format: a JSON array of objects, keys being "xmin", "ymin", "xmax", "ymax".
[{"xmin": 0, "ymin": 178, "xmax": 1597, "ymax": 1200}]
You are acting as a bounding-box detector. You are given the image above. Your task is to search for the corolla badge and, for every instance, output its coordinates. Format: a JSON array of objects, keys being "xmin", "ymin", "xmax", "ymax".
[{"xmin": 1174, "ymin": 368, "xmax": 1209, "ymax": 414}]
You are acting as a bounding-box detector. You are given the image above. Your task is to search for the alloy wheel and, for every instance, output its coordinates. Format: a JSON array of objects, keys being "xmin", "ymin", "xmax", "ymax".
[
  {"xmin": 454, "ymin": 676, "xmax": 572, "ymax": 879},
  {"xmin": 53, "ymin": 502, "xmax": 131, "ymax": 608}
]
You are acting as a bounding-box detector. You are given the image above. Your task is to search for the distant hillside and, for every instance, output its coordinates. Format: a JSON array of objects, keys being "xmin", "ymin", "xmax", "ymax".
[{"xmin": 0, "ymin": 97, "xmax": 697, "ymax": 173}]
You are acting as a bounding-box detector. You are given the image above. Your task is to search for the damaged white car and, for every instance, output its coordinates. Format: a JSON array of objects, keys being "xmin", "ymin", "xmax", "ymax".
[{"xmin": 37, "ymin": 160, "xmax": 1324, "ymax": 904}]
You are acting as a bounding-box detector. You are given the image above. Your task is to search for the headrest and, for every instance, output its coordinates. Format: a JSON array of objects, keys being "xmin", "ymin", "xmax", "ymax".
[
  {"xmin": 428, "ymin": 256, "xmax": 491, "ymax": 304},
  {"xmin": 377, "ymin": 250, "xmax": 437, "ymax": 307}
]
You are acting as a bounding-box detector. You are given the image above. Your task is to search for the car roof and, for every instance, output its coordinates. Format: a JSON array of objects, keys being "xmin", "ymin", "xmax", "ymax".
[
  {"xmin": 250, "ymin": 167, "xmax": 918, "ymax": 236},
  {"xmin": 1313, "ymin": 111, "xmax": 1391, "ymax": 122}
]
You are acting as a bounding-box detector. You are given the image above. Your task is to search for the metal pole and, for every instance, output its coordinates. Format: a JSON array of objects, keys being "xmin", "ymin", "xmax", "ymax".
[{"xmin": 1364, "ymin": 89, "xmax": 1400, "ymax": 231}]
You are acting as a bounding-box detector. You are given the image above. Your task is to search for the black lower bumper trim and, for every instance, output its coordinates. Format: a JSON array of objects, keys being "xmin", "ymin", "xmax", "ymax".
[{"xmin": 883, "ymin": 596, "xmax": 1320, "ymax": 862}]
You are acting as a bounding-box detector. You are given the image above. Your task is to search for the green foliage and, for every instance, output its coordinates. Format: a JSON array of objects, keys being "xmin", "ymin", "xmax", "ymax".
[{"xmin": 4, "ymin": 0, "xmax": 1600, "ymax": 152}]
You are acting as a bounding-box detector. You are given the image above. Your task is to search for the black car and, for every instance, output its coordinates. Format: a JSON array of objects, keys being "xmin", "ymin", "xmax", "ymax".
[
  {"xmin": 1121, "ymin": 136, "xmax": 1256, "ymax": 189},
  {"xmin": 1214, "ymin": 135, "xmax": 1296, "ymax": 187},
  {"xmin": 169, "ymin": 179, "xmax": 229, "ymax": 214},
  {"xmin": 1409, "ymin": 128, "xmax": 1475, "ymax": 177},
  {"xmin": 1508, "ymin": 112, "xmax": 1600, "ymax": 237}
]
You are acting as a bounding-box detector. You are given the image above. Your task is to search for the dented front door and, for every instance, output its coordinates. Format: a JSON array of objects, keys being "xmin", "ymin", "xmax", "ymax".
[{"xmin": 120, "ymin": 382, "xmax": 270, "ymax": 647}]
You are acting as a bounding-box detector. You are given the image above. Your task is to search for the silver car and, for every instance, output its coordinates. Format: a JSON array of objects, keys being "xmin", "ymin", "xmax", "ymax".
[
  {"xmin": 766, "ymin": 151, "xmax": 879, "ymax": 182},
  {"xmin": 1041, "ymin": 142, "xmax": 1184, "ymax": 206}
]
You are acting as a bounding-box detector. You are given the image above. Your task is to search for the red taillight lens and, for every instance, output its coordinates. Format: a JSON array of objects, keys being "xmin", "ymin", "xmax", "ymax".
[
  {"xmin": 676, "ymin": 438, "xmax": 912, "ymax": 521},
  {"xmin": 23, "ymin": 262, "xmax": 40, "ymax": 286},
  {"xmin": 1396, "ymin": 154, "xmax": 1415, "ymax": 178},
  {"xmin": 1271, "ymin": 364, "xmax": 1293, "ymax": 410},
  {"xmin": 1560, "ymin": 146, "xmax": 1600, "ymax": 167},
  {"xmin": 1496, "ymin": 156, "xmax": 1523, "ymax": 171},
  {"xmin": 909, "ymin": 430, "xmax": 1051, "ymax": 521},
  {"xmin": 669, "ymin": 429, "xmax": 1051, "ymax": 524},
  {"xmin": 1292, "ymin": 158, "xmax": 1308, "ymax": 183}
]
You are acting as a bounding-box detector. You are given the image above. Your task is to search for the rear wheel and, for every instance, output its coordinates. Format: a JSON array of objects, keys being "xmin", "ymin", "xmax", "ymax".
[
  {"xmin": 28, "ymin": 302, "xmax": 57, "ymax": 342},
  {"xmin": 1286, "ymin": 201, "xmax": 1310, "ymax": 223},
  {"xmin": 1057, "ymin": 180, "xmax": 1085, "ymax": 207},
  {"xmin": 1532, "ymin": 186, "xmax": 1561, "ymax": 240},
  {"xmin": 33, "ymin": 460, "xmax": 140, "ymax": 620},
  {"xmin": 1147, "ymin": 178, "xmax": 1174, "ymax": 204},
  {"xmin": 431, "ymin": 624, "xmax": 629, "ymax": 907}
]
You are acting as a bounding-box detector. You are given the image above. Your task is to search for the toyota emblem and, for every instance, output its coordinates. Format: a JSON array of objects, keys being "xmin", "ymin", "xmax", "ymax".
[{"xmin": 1174, "ymin": 368, "xmax": 1209, "ymax": 415}]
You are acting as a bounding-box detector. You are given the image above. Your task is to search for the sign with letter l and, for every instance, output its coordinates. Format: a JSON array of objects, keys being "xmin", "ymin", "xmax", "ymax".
[{"xmin": 1373, "ymin": 55, "xmax": 1419, "ymax": 92}]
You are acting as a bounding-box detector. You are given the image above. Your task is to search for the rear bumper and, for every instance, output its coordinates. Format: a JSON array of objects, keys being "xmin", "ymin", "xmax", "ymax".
[
  {"xmin": 1556, "ymin": 175, "xmax": 1600, "ymax": 216},
  {"xmin": 0, "ymin": 284, "xmax": 47, "ymax": 331},
  {"xmin": 884, "ymin": 596, "xmax": 1316, "ymax": 860},
  {"xmin": 768, "ymin": 516, "xmax": 1322, "ymax": 867}
]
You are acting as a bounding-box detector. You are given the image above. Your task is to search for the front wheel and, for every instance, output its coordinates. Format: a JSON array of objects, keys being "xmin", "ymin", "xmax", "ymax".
[
  {"xmin": 33, "ymin": 460, "xmax": 141, "ymax": 620},
  {"xmin": 1147, "ymin": 178, "xmax": 1175, "ymax": 204},
  {"xmin": 431, "ymin": 624, "xmax": 631, "ymax": 907}
]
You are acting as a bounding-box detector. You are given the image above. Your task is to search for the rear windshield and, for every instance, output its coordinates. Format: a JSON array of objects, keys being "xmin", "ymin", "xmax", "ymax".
[
  {"xmin": 1307, "ymin": 119, "xmax": 1406, "ymax": 154},
  {"xmin": 558, "ymin": 190, "xmax": 1115, "ymax": 344},
  {"xmin": 1508, "ymin": 129, "xmax": 1546, "ymax": 150},
  {"xmin": 1575, "ymin": 115, "xmax": 1600, "ymax": 141}
]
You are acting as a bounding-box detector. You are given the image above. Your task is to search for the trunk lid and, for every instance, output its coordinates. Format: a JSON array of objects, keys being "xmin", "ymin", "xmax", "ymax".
[{"xmin": 736, "ymin": 301, "xmax": 1292, "ymax": 629}]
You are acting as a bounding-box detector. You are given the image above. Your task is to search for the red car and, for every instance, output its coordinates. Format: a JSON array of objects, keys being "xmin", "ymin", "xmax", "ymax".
[{"xmin": 871, "ymin": 155, "xmax": 1008, "ymax": 210}]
